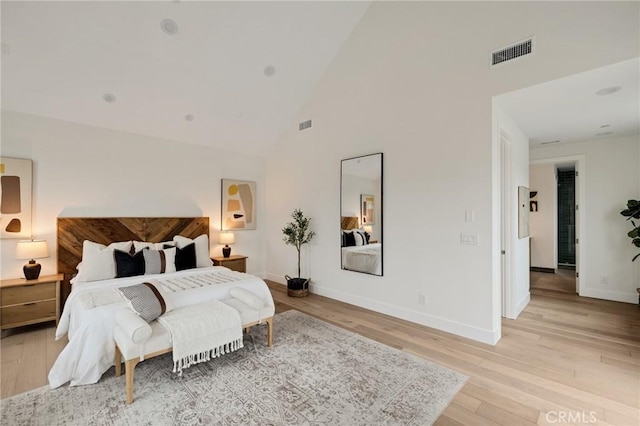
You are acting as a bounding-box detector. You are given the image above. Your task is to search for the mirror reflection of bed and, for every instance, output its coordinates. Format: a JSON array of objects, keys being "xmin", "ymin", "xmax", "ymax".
[
  {"xmin": 340, "ymin": 216, "xmax": 382, "ymax": 275},
  {"xmin": 340, "ymin": 153, "xmax": 383, "ymax": 276}
]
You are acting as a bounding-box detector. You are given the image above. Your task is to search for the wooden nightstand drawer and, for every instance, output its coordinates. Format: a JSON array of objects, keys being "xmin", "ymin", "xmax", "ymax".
[
  {"xmin": 1, "ymin": 300, "xmax": 56, "ymax": 327},
  {"xmin": 222, "ymin": 259, "xmax": 244, "ymax": 272},
  {"xmin": 1, "ymin": 282, "xmax": 56, "ymax": 306},
  {"xmin": 212, "ymin": 255, "xmax": 247, "ymax": 273},
  {"xmin": 1, "ymin": 274, "xmax": 63, "ymax": 331}
]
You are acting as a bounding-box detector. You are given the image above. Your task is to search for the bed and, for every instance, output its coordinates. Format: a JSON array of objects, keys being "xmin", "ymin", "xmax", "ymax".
[
  {"xmin": 340, "ymin": 216, "xmax": 382, "ymax": 275},
  {"xmin": 341, "ymin": 243, "xmax": 382, "ymax": 275},
  {"xmin": 49, "ymin": 217, "xmax": 274, "ymax": 388}
]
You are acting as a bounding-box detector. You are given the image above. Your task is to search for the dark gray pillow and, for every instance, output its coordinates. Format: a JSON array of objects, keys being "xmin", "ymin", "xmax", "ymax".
[
  {"xmin": 114, "ymin": 249, "xmax": 145, "ymax": 278},
  {"xmin": 169, "ymin": 243, "xmax": 197, "ymax": 271},
  {"xmin": 119, "ymin": 282, "xmax": 166, "ymax": 323},
  {"xmin": 343, "ymin": 231, "xmax": 356, "ymax": 247}
]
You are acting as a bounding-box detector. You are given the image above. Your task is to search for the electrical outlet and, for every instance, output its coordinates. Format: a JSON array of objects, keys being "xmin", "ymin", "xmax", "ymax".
[
  {"xmin": 418, "ymin": 293, "xmax": 427, "ymax": 306},
  {"xmin": 600, "ymin": 276, "xmax": 608, "ymax": 285}
]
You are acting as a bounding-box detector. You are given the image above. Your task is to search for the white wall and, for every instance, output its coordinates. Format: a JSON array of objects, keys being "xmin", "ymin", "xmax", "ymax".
[
  {"xmin": 530, "ymin": 134, "xmax": 640, "ymax": 303},
  {"xmin": 529, "ymin": 163, "xmax": 556, "ymax": 269},
  {"xmin": 266, "ymin": 2, "xmax": 639, "ymax": 344},
  {"xmin": 0, "ymin": 111, "xmax": 267, "ymax": 279}
]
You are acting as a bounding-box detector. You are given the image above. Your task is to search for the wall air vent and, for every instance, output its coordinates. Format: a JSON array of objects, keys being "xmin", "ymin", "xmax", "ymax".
[
  {"xmin": 299, "ymin": 120, "xmax": 312, "ymax": 131},
  {"xmin": 491, "ymin": 37, "xmax": 533, "ymax": 67},
  {"xmin": 540, "ymin": 140, "xmax": 560, "ymax": 145}
]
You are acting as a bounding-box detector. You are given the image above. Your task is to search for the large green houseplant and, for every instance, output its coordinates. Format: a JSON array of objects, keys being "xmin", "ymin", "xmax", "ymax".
[
  {"xmin": 282, "ymin": 208, "xmax": 315, "ymax": 297},
  {"xmin": 620, "ymin": 199, "xmax": 640, "ymax": 262}
]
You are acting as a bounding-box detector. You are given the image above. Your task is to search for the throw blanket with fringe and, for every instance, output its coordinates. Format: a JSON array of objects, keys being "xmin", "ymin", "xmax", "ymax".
[{"xmin": 157, "ymin": 300, "xmax": 243, "ymax": 374}]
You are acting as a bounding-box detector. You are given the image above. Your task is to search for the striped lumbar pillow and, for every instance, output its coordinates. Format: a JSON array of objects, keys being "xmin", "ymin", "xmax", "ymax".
[
  {"xmin": 143, "ymin": 247, "xmax": 176, "ymax": 275},
  {"xmin": 119, "ymin": 282, "xmax": 167, "ymax": 323}
]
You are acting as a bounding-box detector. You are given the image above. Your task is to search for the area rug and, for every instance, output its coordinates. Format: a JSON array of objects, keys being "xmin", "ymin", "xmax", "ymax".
[{"xmin": 1, "ymin": 310, "xmax": 467, "ymax": 425}]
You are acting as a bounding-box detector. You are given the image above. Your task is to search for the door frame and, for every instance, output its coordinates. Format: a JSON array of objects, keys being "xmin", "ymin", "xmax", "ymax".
[
  {"xmin": 530, "ymin": 155, "xmax": 585, "ymax": 294},
  {"xmin": 500, "ymin": 131, "xmax": 513, "ymax": 318}
]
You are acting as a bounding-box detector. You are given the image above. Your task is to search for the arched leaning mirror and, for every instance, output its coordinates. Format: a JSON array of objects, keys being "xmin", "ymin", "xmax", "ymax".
[{"xmin": 340, "ymin": 153, "xmax": 383, "ymax": 276}]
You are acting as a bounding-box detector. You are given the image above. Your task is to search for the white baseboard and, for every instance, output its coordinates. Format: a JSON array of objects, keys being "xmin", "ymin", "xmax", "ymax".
[
  {"xmin": 579, "ymin": 287, "xmax": 638, "ymax": 304},
  {"xmin": 308, "ymin": 283, "xmax": 500, "ymax": 345},
  {"xmin": 265, "ymin": 273, "xmax": 286, "ymax": 285},
  {"xmin": 513, "ymin": 292, "xmax": 531, "ymax": 318}
]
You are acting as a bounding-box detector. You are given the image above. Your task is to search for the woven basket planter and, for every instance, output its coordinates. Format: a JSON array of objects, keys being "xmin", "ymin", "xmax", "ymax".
[{"xmin": 286, "ymin": 275, "xmax": 310, "ymax": 298}]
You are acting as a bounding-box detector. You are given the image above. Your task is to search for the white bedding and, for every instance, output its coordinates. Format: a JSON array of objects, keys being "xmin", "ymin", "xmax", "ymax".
[
  {"xmin": 48, "ymin": 267, "xmax": 273, "ymax": 388},
  {"xmin": 341, "ymin": 243, "xmax": 382, "ymax": 275}
]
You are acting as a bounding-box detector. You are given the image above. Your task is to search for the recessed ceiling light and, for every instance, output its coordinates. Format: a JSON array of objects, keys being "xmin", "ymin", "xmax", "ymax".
[
  {"xmin": 595, "ymin": 131, "xmax": 613, "ymax": 136},
  {"xmin": 185, "ymin": 114, "xmax": 194, "ymax": 122},
  {"xmin": 595, "ymin": 86, "xmax": 621, "ymax": 96},
  {"xmin": 161, "ymin": 18, "xmax": 178, "ymax": 35},
  {"xmin": 102, "ymin": 93, "xmax": 116, "ymax": 103},
  {"xmin": 263, "ymin": 65, "xmax": 276, "ymax": 77}
]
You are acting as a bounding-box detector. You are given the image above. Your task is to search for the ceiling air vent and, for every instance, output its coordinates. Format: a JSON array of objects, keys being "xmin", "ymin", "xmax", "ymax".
[
  {"xmin": 491, "ymin": 38, "xmax": 533, "ymax": 67},
  {"xmin": 299, "ymin": 120, "xmax": 312, "ymax": 131}
]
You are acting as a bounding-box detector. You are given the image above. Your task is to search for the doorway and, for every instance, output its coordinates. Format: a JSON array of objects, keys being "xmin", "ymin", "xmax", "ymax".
[
  {"xmin": 529, "ymin": 156, "xmax": 584, "ymax": 294},
  {"xmin": 557, "ymin": 166, "xmax": 576, "ymax": 269}
]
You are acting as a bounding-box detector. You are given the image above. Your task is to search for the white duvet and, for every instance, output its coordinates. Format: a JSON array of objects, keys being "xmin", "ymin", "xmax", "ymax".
[
  {"xmin": 48, "ymin": 267, "xmax": 273, "ymax": 388},
  {"xmin": 341, "ymin": 243, "xmax": 382, "ymax": 275}
]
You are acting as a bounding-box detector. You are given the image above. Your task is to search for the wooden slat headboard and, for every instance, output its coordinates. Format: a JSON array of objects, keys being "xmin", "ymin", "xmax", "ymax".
[
  {"xmin": 341, "ymin": 216, "xmax": 359, "ymax": 230},
  {"xmin": 57, "ymin": 217, "xmax": 209, "ymax": 308}
]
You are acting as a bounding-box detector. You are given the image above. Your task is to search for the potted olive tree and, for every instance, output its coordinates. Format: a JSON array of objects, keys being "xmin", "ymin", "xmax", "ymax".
[
  {"xmin": 620, "ymin": 199, "xmax": 640, "ymax": 262},
  {"xmin": 282, "ymin": 208, "xmax": 315, "ymax": 297}
]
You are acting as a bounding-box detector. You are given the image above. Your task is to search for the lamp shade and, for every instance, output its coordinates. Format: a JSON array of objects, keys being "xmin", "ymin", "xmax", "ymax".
[
  {"xmin": 362, "ymin": 225, "xmax": 373, "ymax": 234},
  {"xmin": 15, "ymin": 240, "xmax": 49, "ymax": 260},
  {"xmin": 218, "ymin": 232, "xmax": 235, "ymax": 245}
]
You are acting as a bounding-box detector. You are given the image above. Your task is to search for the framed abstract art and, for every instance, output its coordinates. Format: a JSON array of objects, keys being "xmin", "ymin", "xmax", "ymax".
[
  {"xmin": 221, "ymin": 179, "xmax": 256, "ymax": 230},
  {"xmin": 0, "ymin": 157, "xmax": 32, "ymax": 239},
  {"xmin": 361, "ymin": 194, "xmax": 375, "ymax": 225}
]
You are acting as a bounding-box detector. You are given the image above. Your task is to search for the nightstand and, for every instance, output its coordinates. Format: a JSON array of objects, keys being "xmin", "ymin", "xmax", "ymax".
[
  {"xmin": 0, "ymin": 273, "xmax": 63, "ymax": 330},
  {"xmin": 212, "ymin": 255, "xmax": 247, "ymax": 273}
]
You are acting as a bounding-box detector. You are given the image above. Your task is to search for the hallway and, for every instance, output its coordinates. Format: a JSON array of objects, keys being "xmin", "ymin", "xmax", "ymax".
[{"xmin": 530, "ymin": 269, "xmax": 576, "ymax": 294}]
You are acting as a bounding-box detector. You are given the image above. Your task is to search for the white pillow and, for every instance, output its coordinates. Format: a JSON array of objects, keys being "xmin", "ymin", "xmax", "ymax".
[
  {"xmin": 173, "ymin": 234, "xmax": 213, "ymax": 268},
  {"xmin": 73, "ymin": 240, "xmax": 133, "ymax": 283},
  {"xmin": 133, "ymin": 241, "xmax": 177, "ymax": 252},
  {"xmin": 133, "ymin": 241, "xmax": 155, "ymax": 252},
  {"xmin": 353, "ymin": 231, "xmax": 365, "ymax": 246},
  {"xmin": 154, "ymin": 241, "xmax": 175, "ymax": 250}
]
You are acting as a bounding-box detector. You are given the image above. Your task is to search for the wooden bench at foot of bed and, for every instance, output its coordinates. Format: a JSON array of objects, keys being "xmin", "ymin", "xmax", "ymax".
[{"xmin": 113, "ymin": 291, "xmax": 274, "ymax": 404}]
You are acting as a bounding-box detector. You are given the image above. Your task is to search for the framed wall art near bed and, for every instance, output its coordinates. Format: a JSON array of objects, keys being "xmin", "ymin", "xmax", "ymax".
[
  {"xmin": 361, "ymin": 194, "xmax": 375, "ymax": 225},
  {"xmin": 0, "ymin": 157, "xmax": 32, "ymax": 239},
  {"xmin": 221, "ymin": 179, "xmax": 256, "ymax": 230}
]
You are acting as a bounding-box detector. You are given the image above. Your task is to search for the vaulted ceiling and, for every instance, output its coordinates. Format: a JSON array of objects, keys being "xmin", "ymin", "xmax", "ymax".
[
  {"xmin": 2, "ymin": 2, "xmax": 637, "ymax": 156},
  {"xmin": 1, "ymin": 1, "xmax": 371, "ymax": 156}
]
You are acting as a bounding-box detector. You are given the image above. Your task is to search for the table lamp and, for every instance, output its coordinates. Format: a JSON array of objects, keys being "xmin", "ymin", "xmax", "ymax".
[
  {"xmin": 15, "ymin": 240, "xmax": 49, "ymax": 280},
  {"xmin": 218, "ymin": 232, "xmax": 235, "ymax": 258}
]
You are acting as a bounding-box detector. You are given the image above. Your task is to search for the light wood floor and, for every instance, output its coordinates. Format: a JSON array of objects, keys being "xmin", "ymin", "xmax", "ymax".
[
  {"xmin": 531, "ymin": 268, "xmax": 577, "ymax": 294},
  {"xmin": 1, "ymin": 275, "xmax": 638, "ymax": 425}
]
